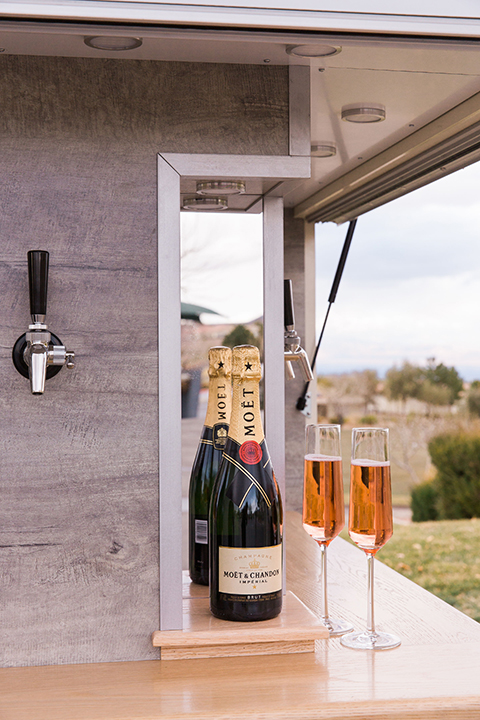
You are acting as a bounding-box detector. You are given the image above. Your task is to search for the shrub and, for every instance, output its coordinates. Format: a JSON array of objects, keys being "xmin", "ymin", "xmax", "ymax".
[
  {"xmin": 359, "ymin": 415, "xmax": 377, "ymax": 425},
  {"xmin": 410, "ymin": 481, "xmax": 439, "ymax": 522},
  {"xmin": 428, "ymin": 433, "xmax": 480, "ymax": 519},
  {"xmin": 467, "ymin": 387, "xmax": 480, "ymax": 418}
]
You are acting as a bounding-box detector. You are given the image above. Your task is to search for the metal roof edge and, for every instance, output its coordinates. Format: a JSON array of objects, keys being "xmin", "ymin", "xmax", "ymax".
[{"xmin": 2, "ymin": 2, "xmax": 480, "ymax": 38}]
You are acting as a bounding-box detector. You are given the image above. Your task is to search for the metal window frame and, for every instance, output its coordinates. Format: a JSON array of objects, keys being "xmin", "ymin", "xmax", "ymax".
[{"xmin": 157, "ymin": 152, "xmax": 310, "ymax": 631}]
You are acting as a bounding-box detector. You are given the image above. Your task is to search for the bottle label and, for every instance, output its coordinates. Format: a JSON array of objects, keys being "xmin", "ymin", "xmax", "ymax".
[
  {"xmin": 239, "ymin": 441, "xmax": 263, "ymax": 465},
  {"xmin": 194, "ymin": 519, "xmax": 208, "ymax": 545},
  {"xmin": 213, "ymin": 422, "xmax": 229, "ymax": 451},
  {"xmin": 222, "ymin": 438, "xmax": 274, "ymax": 510},
  {"xmin": 218, "ymin": 544, "xmax": 282, "ymax": 595}
]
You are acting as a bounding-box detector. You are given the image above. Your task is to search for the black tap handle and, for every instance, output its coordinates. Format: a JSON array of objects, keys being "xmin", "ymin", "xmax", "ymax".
[
  {"xmin": 28, "ymin": 250, "xmax": 49, "ymax": 318},
  {"xmin": 284, "ymin": 279, "xmax": 295, "ymax": 329}
]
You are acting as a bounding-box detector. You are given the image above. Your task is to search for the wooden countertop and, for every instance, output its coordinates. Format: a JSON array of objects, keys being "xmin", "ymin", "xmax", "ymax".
[{"xmin": 2, "ymin": 511, "xmax": 480, "ymax": 720}]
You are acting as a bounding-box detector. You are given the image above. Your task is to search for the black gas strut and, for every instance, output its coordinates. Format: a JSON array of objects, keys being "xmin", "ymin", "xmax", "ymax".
[{"xmin": 296, "ymin": 218, "xmax": 358, "ymax": 411}]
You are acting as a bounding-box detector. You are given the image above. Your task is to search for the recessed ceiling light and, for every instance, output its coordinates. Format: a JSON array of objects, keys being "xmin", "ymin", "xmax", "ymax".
[
  {"xmin": 311, "ymin": 143, "xmax": 336, "ymax": 158},
  {"xmin": 341, "ymin": 104, "xmax": 386, "ymax": 123},
  {"xmin": 196, "ymin": 181, "xmax": 246, "ymax": 196},
  {"xmin": 286, "ymin": 44, "xmax": 341, "ymax": 58},
  {"xmin": 84, "ymin": 36, "xmax": 143, "ymax": 51},
  {"xmin": 182, "ymin": 197, "xmax": 228, "ymax": 211}
]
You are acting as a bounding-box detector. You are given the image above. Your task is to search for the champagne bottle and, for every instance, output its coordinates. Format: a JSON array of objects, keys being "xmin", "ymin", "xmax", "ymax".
[
  {"xmin": 188, "ymin": 346, "xmax": 232, "ymax": 585},
  {"xmin": 210, "ymin": 345, "xmax": 283, "ymax": 621}
]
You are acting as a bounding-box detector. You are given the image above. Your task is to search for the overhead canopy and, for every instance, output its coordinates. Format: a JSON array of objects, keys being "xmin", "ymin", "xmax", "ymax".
[{"xmin": 2, "ymin": 6, "xmax": 480, "ymax": 222}]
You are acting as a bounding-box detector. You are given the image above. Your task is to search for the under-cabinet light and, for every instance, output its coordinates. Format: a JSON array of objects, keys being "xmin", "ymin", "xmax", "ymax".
[
  {"xmin": 341, "ymin": 104, "xmax": 386, "ymax": 123},
  {"xmin": 84, "ymin": 36, "xmax": 143, "ymax": 51},
  {"xmin": 311, "ymin": 144, "xmax": 336, "ymax": 158},
  {"xmin": 286, "ymin": 44, "xmax": 341, "ymax": 58},
  {"xmin": 196, "ymin": 181, "xmax": 245, "ymax": 195},
  {"xmin": 182, "ymin": 197, "xmax": 228, "ymax": 211}
]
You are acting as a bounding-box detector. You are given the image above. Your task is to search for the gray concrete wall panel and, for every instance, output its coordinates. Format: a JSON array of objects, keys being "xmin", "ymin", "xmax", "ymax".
[{"xmin": 0, "ymin": 54, "xmax": 288, "ymax": 666}]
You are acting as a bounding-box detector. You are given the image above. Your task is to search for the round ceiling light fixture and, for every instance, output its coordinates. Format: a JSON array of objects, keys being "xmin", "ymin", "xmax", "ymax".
[
  {"xmin": 196, "ymin": 180, "xmax": 246, "ymax": 195},
  {"xmin": 182, "ymin": 196, "xmax": 228, "ymax": 211},
  {"xmin": 341, "ymin": 104, "xmax": 386, "ymax": 123},
  {"xmin": 286, "ymin": 44, "xmax": 341, "ymax": 58},
  {"xmin": 84, "ymin": 36, "xmax": 143, "ymax": 51},
  {"xmin": 311, "ymin": 143, "xmax": 336, "ymax": 158}
]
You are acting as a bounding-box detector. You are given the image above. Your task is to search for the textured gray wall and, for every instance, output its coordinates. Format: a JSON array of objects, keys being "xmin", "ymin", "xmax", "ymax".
[
  {"xmin": 0, "ymin": 141, "xmax": 161, "ymax": 667},
  {"xmin": 0, "ymin": 55, "xmax": 289, "ymax": 666},
  {"xmin": 0, "ymin": 55, "xmax": 289, "ymax": 153}
]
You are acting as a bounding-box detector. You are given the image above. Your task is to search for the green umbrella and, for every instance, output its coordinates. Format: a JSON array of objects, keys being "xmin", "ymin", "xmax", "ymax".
[{"xmin": 181, "ymin": 302, "xmax": 220, "ymax": 322}]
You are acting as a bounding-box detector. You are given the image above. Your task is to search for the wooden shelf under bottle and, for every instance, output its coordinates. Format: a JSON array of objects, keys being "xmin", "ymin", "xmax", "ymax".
[{"xmin": 151, "ymin": 573, "xmax": 328, "ymax": 660}]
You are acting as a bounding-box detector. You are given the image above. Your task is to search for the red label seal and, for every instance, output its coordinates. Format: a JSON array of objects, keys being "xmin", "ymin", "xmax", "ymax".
[{"xmin": 239, "ymin": 441, "xmax": 262, "ymax": 465}]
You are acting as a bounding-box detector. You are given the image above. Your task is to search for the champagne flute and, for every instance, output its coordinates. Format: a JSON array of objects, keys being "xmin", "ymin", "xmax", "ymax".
[
  {"xmin": 303, "ymin": 424, "xmax": 353, "ymax": 636},
  {"xmin": 341, "ymin": 427, "xmax": 401, "ymax": 650}
]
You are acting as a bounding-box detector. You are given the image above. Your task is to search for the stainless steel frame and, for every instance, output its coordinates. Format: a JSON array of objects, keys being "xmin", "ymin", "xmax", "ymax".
[{"xmin": 157, "ymin": 153, "xmax": 310, "ymax": 630}]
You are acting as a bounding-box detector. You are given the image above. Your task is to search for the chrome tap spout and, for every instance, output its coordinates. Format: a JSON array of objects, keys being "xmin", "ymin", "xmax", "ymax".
[
  {"xmin": 284, "ymin": 278, "xmax": 314, "ymax": 383},
  {"xmin": 27, "ymin": 342, "xmax": 49, "ymax": 395},
  {"xmin": 284, "ymin": 342, "xmax": 314, "ymax": 382}
]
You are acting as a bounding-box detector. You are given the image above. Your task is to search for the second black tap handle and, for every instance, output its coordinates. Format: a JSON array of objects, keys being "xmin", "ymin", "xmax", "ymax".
[
  {"xmin": 284, "ymin": 279, "xmax": 295, "ymax": 329},
  {"xmin": 28, "ymin": 250, "xmax": 49, "ymax": 319}
]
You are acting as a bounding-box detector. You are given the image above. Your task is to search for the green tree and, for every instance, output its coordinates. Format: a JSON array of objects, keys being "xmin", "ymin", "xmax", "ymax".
[
  {"xmin": 222, "ymin": 324, "xmax": 260, "ymax": 350},
  {"xmin": 417, "ymin": 379, "xmax": 451, "ymax": 407},
  {"xmin": 384, "ymin": 362, "xmax": 423, "ymax": 404},
  {"xmin": 423, "ymin": 360, "xmax": 463, "ymax": 405}
]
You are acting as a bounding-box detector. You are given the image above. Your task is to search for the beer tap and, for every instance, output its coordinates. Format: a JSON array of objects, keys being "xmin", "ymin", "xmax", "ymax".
[
  {"xmin": 284, "ymin": 279, "xmax": 314, "ymax": 382},
  {"xmin": 12, "ymin": 250, "xmax": 74, "ymax": 394}
]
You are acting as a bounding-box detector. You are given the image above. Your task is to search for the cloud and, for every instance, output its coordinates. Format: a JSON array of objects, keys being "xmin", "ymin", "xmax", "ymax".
[
  {"xmin": 314, "ymin": 163, "xmax": 480, "ymax": 378},
  {"xmin": 316, "ymin": 164, "xmax": 480, "ymax": 285}
]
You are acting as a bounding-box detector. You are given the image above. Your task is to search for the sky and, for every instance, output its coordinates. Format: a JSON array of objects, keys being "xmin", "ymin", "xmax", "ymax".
[{"xmin": 181, "ymin": 161, "xmax": 480, "ymax": 381}]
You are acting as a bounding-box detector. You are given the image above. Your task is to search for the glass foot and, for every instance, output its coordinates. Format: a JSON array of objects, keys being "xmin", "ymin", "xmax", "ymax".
[
  {"xmin": 323, "ymin": 617, "xmax": 354, "ymax": 637},
  {"xmin": 340, "ymin": 630, "xmax": 401, "ymax": 650}
]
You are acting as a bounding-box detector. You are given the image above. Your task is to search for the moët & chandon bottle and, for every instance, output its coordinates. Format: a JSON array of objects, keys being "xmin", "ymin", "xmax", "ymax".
[
  {"xmin": 188, "ymin": 346, "xmax": 232, "ymax": 585},
  {"xmin": 209, "ymin": 344, "xmax": 283, "ymax": 621}
]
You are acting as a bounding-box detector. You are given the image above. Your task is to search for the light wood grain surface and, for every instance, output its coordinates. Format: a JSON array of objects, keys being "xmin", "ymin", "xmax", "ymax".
[
  {"xmin": 152, "ymin": 590, "xmax": 328, "ymax": 658},
  {"xmin": 2, "ymin": 511, "xmax": 480, "ymax": 718}
]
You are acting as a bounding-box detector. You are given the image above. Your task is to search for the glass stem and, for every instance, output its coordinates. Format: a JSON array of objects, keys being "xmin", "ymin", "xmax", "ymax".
[
  {"xmin": 320, "ymin": 543, "xmax": 329, "ymax": 622},
  {"xmin": 366, "ymin": 553, "xmax": 375, "ymax": 637}
]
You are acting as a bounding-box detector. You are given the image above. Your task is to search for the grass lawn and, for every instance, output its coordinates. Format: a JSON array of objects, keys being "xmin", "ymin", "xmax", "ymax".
[{"xmin": 341, "ymin": 518, "xmax": 480, "ymax": 623}]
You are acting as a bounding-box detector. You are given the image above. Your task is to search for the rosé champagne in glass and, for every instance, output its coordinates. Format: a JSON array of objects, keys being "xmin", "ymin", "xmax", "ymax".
[
  {"xmin": 349, "ymin": 459, "xmax": 393, "ymax": 554},
  {"xmin": 302, "ymin": 425, "xmax": 353, "ymax": 637},
  {"xmin": 341, "ymin": 428, "xmax": 401, "ymax": 650},
  {"xmin": 303, "ymin": 453, "xmax": 345, "ymax": 544}
]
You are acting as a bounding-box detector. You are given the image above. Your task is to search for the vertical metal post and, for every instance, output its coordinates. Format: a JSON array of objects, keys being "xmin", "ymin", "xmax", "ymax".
[
  {"xmin": 263, "ymin": 196, "xmax": 285, "ymax": 495},
  {"xmin": 263, "ymin": 196, "xmax": 286, "ymax": 590},
  {"xmin": 157, "ymin": 154, "xmax": 183, "ymax": 631}
]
